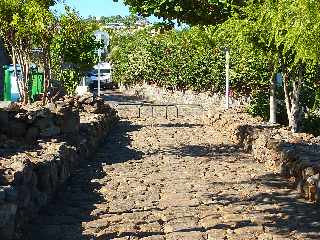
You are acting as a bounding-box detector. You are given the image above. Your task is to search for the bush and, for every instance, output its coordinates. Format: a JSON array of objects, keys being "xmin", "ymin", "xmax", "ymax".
[
  {"xmin": 246, "ymin": 91, "xmax": 269, "ymax": 120},
  {"xmin": 246, "ymin": 86, "xmax": 288, "ymax": 123},
  {"xmin": 302, "ymin": 111, "xmax": 320, "ymax": 136},
  {"xmin": 110, "ymin": 26, "xmax": 270, "ymax": 96}
]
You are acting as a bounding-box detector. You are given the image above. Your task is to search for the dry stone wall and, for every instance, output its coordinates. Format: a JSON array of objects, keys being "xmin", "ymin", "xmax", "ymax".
[
  {"xmin": 0, "ymin": 94, "xmax": 118, "ymax": 240},
  {"xmin": 0, "ymin": 94, "xmax": 114, "ymax": 144},
  {"xmin": 120, "ymin": 83, "xmax": 249, "ymax": 109},
  {"xmin": 209, "ymin": 107, "xmax": 320, "ymax": 204}
]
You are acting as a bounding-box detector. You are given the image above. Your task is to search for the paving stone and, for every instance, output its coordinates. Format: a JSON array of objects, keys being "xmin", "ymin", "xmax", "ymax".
[
  {"xmin": 140, "ymin": 236, "xmax": 165, "ymax": 240},
  {"xmin": 110, "ymin": 237, "xmax": 131, "ymax": 240},
  {"xmin": 207, "ymin": 229, "xmax": 226, "ymax": 240},
  {"xmin": 165, "ymin": 231, "xmax": 206, "ymax": 240},
  {"xmin": 138, "ymin": 222, "xmax": 162, "ymax": 233},
  {"xmin": 258, "ymin": 233, "xmax": 274, "ymax": 240},
  {"xmin": 163, "ymin": 217, "xmax": 200, "ymax": 233},
  {"xmin": 200, "ymin": 214, "xmax": 222, "ymax": 229},
  {"xmin": 226, "ymin": 233, "xmax": 257, "ymax": 240}
]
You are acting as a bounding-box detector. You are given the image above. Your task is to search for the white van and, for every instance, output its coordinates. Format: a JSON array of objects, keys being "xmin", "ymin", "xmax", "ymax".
[{"xmin": 87, "ymin": 62, "xmax": 116, "ymax": 90}]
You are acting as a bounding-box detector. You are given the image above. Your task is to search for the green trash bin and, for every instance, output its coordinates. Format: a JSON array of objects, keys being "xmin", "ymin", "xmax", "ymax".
[
  {"xmin": 3, "ymin": 66, "xmax": 11, "ymax": 101},
  {"xmin": 30, "ymin": 70, "xmax": 44, "ymax": 102},
  {"xmin": 1, "ymin": 65, "xmax": 44, "ymax": 102},
  {"xmin": 2, "ymin": 65, "xmax": 21, "ymax": 102}
]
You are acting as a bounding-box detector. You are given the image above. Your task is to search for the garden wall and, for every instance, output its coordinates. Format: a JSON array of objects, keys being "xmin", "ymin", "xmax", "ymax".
[
  {"xmin": 0, "ymin": 94, "xmax": 118, "ymax": 240},
  {"xmin": 120, "ymin": 83, "xmax": 249, "ymax": 109},
  {"xmin": 209, "ymin": 108, "xmax": 320, "ymax": 203}
]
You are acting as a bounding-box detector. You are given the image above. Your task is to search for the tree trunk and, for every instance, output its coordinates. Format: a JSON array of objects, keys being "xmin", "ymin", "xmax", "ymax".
[
  {"xmin": 283, "ymin": 72, "xmax": 291, "ymax": 120},
  {"xmin": 23, "ymin": 63, "xmax": 29, "ymax": 105},
  {"xmin": 12, "ymin": 46, "xmax": 22, "ymax": 100},
  {"xmin": 16, "ymin": 51, "xmax": 26, "ymax": 104},
  {"xmin": 279, "ymin": 51, "xmax": 292, "ymax": 125},
  {"xmin": 279, "ymin": 48, "xmax": 304, "ymax": 132},
  {"xmin": 289, "ymin": 65, "xmax": 303, "ymax": 132},
  {"xmin": 42, "ymin": 48, "xmax": 50, "ymax": 105},
  {"xmin": 269, "ymin": 69, "xmax": 277, "ymax": 124}
]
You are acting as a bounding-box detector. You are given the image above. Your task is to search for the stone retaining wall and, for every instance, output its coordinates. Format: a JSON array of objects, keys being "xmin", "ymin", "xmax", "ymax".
[
  {"xmin": 0, "ymin": 94, "xmax": 118, "ymax": 240},
  {"xmin": 0, "ymin": 94, "xmax": 112, "ymax": 144},
  {"xmin": 209, "ymin": 107, "xmax": 320, "ymax": 203},
  {"xmin": 120, "ymin": 83, "xmax": 249, "ymax": 109}
]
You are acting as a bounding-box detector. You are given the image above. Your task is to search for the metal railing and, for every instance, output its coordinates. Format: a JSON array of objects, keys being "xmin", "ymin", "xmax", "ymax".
[{"xmin": 115, "ymin": 102, "xmax": 204, "ymax": 119}]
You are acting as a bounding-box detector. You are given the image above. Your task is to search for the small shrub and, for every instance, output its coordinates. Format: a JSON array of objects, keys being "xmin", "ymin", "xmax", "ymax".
[
  {"xmin": 246, "ymin": 91, "xmax": 269, "ymax": 121},
  {"xmin": 302, "ymin": 111, "xmax": 320, "ymax": 136}
]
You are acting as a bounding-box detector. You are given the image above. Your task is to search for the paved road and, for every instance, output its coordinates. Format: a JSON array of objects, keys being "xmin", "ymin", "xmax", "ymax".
[{"xmin": 24, "ymin": 93, "xmax": 320, "ymax": 240}]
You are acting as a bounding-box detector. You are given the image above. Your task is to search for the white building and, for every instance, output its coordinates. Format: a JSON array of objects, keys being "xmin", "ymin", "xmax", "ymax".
[{"xmin": 105, "ymin": 23, "xmax": 126, "ymax": 30}]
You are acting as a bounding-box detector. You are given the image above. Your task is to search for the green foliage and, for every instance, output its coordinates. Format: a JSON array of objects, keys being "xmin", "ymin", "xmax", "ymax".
[
  {"xmin": 0, "ymin": 0, "xmax": 55, "ymax": 55},
  {"xmin": 111, "ymin": 28, "xmax": 223, "ymax": 91},
  {"xmin": 51, "ymin": 7, "xmax": 102, "ymax": 95},
  {"xmin": 123, "ymin": 0, "xmax": 244, "ymax": 25},
  {"xmin": 0, "ymin": 0, "xmax": 56, "ymax": 103},
  {"xmin": 254, "ymin": 0, "xmax": 320, "ymax": 66},
  {"xmin": 302, "ymin": 111, "xmax": 320, "ymax": 137},
  {"xmin": 300, "ymin": 67, "xmax": 320, "ymax": 136},
  {"xmin": 60, "ymin": 69, "xmax": 80, "ymax": 95},
  {"xmin": 246, "ymin": 86, "xmax": 289, "ymax": 124},
  {"xmin": 230, "ymin": 0, "xmax": 320, "ymax": 131},
  {"xmin": 246, "ymin": 91, "xmax": 269, "ymax": 121},
  {"xmin": 115, "ymin": 0, "xmax": 320, "ymax": 133},
  {"xmin": 301, "ymin": 64, "xmax": 320, "ymax": 110},
  {"xmin": 214, "ymin": 18, "xmax": 271, "ymax": 95},
  {"xmin": 110, "ymin": 25, "xmax": 270, "ymax": 96}
]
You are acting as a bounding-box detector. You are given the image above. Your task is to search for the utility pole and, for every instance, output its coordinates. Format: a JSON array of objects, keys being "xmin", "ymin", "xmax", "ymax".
[{"xmin": 225, "ymin": 48, "xmax": 230, "ymax": 109}]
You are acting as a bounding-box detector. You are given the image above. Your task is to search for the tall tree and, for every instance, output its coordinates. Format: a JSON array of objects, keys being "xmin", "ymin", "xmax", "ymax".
[
  {"xmin": 51, "ymin": 8, "xmax": 102, "ymax": 95},
  {"xmin": 0, "ymin": 0, "xmax": 55, "ymax": 104},
  {"xmin": 244, "ymin": 0, "xmax": 320, "ymax": 131},
  {"xmin": 123, "ymin": 0, "xmax": 244, "ymax": 25}
]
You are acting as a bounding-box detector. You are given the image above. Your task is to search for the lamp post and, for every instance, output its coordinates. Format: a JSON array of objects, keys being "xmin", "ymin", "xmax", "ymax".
[
  {"xmin": 97, "ymin": 34, "xmax": 102, "ymax": 96},
  {"xmin": 95, "ymin": 31, "xmax": 109, "ymax": 96},
  {"xmin": 225, "ymin": 48, "xmax": 230, "ymax": 109}
]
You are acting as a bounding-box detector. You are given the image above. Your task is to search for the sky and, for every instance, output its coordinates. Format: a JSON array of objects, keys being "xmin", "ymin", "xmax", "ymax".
[{"xmin": 52, "ymin": 0, "xmax": 160, "ymax": 22}]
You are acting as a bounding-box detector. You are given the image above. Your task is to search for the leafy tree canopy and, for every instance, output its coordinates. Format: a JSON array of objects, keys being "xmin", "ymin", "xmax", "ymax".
[
  {"xmin": 242, "ymin": 0, "xmax": 320, "ymax": 65},
  {"xmin": 51, "ymin": 7, "xmax": 102, "ymax": 94},
  {"xmin": 123, "ymin": 0, "xmax": 244, "ymax": 25}
]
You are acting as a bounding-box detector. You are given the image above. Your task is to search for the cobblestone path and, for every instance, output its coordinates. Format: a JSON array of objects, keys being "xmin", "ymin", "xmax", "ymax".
[{"xmin": 24, "ymin": 96, "xmax": 320, "ymax": 240}]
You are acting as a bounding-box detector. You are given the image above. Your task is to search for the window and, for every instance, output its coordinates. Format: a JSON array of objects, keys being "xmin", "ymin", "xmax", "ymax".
[{"xmin": 91, "ymin": 69, "xmax": 111, "ymax": 75}]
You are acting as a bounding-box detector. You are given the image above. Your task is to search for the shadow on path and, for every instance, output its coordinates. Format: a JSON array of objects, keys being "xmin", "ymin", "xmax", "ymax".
[
  {"xmin": 252, "ymin": 173, "xmax": 320, "ymax": 239},
  {"xmin": 148, "ymin": 143, "xmax": 242, "ymax": 158},
  {"xmin": 197, "ymin": 172, "xmax": 320, "ymax": 239},
  {"xmin": 21, "ymin": 119, "xmax": 144, "ymax": 240}
]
